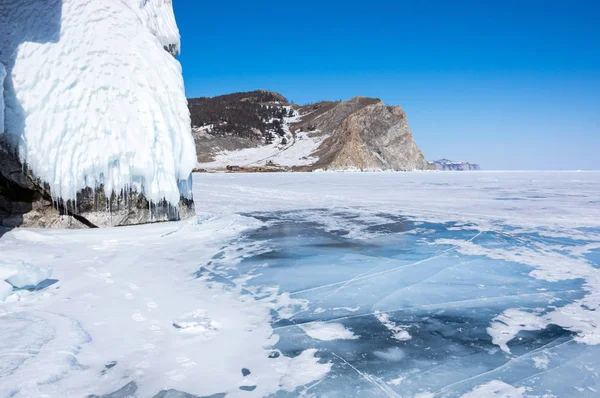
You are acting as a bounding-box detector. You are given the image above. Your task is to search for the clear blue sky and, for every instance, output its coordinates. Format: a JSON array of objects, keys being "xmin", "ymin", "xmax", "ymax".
[{"xmin": 174, "ymin": 0, "xmax": 599, "ymax": 170}]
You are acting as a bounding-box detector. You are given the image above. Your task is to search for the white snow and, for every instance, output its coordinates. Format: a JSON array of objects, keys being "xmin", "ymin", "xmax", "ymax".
[
  {"xmin": 0, "ymin": 0, "xmax": 196, "ymax": 205},
  {"xmin": 0, "ymin": 280, "xmax": 12, "ymax": 302},
  {"xmin": 4, "ymin": 262, "xmax": 52, "ymax": 289},
  {"xmin": 461, "ymin": 380, "xmax": 525, "ymax": 398},
  {"xmin": 197, "ymin": 109, "xmax": 329, "ymax": 169},
  {"xmin": 279, "ymin": 349, "xmax": 332, "ymax": 392},
  {"xmin": 172, "ymin": 309, "xmax": 220, "ymax": 335},
  {"xmin": 0, "ymin": 214, "xmax": 331, "ymax": 397},
  {"xmin": 487, "ymin": 309, "xmax": 548, "ymax": 353},
  {"xmin": 300, "ymin": 322, "xmax": 358, "ymax": 341},
  {"xmin": 374, "ymin": 311, "xmax": 412, "ymax": 341},
  {"xmin": 532, "ymin": 355, "xmax": 550, "ymax": 369},
  {"xmin": 193, "ymin": 171, "xmax": 600, "ymax": 232}
]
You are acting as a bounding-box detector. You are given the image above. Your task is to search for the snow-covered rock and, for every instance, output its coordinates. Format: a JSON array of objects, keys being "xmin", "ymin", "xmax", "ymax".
[{"xmin": 0, "ymin": 0, "xmax": 196, "ymax": 227}]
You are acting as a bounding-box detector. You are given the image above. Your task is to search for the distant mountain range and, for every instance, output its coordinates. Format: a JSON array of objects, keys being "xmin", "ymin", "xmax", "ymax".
[
  {"xmin": 189, "ymin": 90, "xmax": 479, "ymax": 172},
  {"xmin": 431, "ymin": 159, "xmax": 481, "ymax": 171}
]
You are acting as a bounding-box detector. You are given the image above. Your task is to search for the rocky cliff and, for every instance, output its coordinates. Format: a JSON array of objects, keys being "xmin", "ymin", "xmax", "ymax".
[
  {"xmin": 193, "ymin": 92, "xmax": 431, "ymax": 172},
  {"xmin": 305, "ymin": 98, "xmax": 430, "ymax": 171}
]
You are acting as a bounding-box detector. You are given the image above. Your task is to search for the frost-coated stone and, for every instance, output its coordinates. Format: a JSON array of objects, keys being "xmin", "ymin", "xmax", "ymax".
[{"xmin": 0, "ymin": 0, "xmax": 196, "ymax": 227}]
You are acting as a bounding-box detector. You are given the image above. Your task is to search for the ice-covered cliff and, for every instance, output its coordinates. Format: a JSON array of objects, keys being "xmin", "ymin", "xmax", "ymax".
[
  {"xmin": 0, "ymin": 63, "xmax": 5, "ymax": 134},
  {"xmin": 0, "ymin": 0, "xmax": 197, "ymax": 227}
]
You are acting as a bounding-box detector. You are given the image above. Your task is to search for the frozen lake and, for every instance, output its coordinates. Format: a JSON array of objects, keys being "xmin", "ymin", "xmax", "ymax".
[{"xmin": 1, "ymin": 172, "xmax": 600, "ymax": 397}]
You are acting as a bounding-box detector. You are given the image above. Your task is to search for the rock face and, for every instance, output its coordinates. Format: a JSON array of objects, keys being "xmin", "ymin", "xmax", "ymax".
[
  {"xmin": 194, "ymin": 92, "xmax": 431, "ymax": 172},
  {"xmin": 0, "ymin": 0, "xmax": 196, "ymax": 228},
  {"xmin": 307, "ymin": 98, "xmax": 431, "ymax": 171},
  {"xmin": 431, "ymin": 159, "xmax": 481, "ymax": 171},
  {"xmin": 190, "ymin": 90, "xmax": 291, "ymax": 163},
  {"xmin": 0, "ymin": 139, "xmax": 194, "ymax": 228}
]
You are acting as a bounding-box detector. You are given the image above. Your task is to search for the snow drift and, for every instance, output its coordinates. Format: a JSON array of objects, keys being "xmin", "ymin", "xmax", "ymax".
[{"xmin": 0, "ymin": 0, "xmax": 196, "ymax": 209}]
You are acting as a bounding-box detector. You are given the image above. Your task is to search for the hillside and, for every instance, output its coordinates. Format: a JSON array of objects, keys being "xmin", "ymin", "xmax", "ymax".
[
  {"xmin": 189, "ymin": 90, "xmax": 294, "ymax": 163},
  {"xmin": 191, "ymin": 91, "xmax": 431, "ymax": 171}
]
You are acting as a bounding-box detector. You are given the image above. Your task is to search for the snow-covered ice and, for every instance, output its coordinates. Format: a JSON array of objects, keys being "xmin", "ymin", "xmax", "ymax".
[
  {"xmin": 461, "ymin": 380, "xmax": 525, "ymax": 398},
  {"xmin": 375, "ymin": 311, "xmax": 412, "ymax": 341},
  {"xmin": 0, "ymin": 280, "xmax": 12, "ymax": 302},
  {"xmin": 172, "ymin": 309, "xmax": 221, "ymax": 335},
  {"xmin": 0, "ymin": 0, "xmax": 196, "ymax": 204},
  {"xmin": 0, "ymin": 261, "xmax": 53, "ymax": 301},
  {"xmin": 3, "ymin": 261, "xmax": 52, "ymax": 289},
  {"xmin": 0, "ymin": 215, "xmax": 330, "ymax": 397},
  {"xmin": 1, "ymin": 171, "xmax": 600, "ymax": 397}
]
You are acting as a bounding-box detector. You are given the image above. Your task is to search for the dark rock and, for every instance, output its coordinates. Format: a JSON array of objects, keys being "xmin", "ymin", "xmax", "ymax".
[{"xmin": 0, "ymin": 137, "xmax": 194, "ymax": 229}]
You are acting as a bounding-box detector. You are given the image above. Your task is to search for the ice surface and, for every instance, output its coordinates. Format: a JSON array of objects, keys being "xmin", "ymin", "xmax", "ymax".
[
  {"xmin": 1, "ymin": 171, "xmax": 600, "ymax": 397},
  {"xmin": 192, "ymin": 171, "xmax": 600, "ymax": 397},
  {"xmin": 0, "ymin": 0, "xmax": 196, "ymax": 204},
  {"xmin": 4, "ymin": 262, "xmax": 52, "ymax": 289},
  {"xmin": 0, "ymin": 280, "xmax": 12, "ymax": 302},
  {"xmin": 0, "ymin": 215, "xmax": 330, "ymax": 397},
  {"xmin": 0, "ymin": 260, "xmax": 53, "ymax": 300}
]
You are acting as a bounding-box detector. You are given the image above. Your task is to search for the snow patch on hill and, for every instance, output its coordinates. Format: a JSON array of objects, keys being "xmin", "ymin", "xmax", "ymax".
[
  {"xmin": 0, "ymin": 0, "xmax": 196, "ymax": 205},
  {"xmin": 199, "ymin": 131, "xmax": 328, "ymax": 169},
  {"xmin": 197, "ymin": 108, "xmax": 329, "ymax": 169}
]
